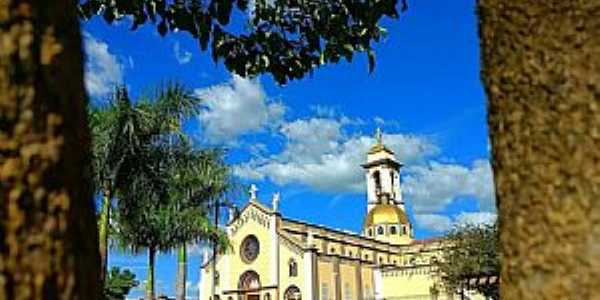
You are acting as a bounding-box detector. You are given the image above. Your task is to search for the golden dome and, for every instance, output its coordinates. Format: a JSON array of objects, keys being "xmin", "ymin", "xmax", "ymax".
[
  {"xmin": 368, "ymin": 143, "xmax": 394, "ymax": 155},
  {"xmin": 363, "ymin": 204, "xmax": 409, "ymax": 228}
]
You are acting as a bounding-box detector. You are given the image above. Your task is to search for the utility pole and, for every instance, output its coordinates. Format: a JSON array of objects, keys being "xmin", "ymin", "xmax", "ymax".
[{"xmin": 211, "ymin": 197, "xmax": 219, "ymax": 299}]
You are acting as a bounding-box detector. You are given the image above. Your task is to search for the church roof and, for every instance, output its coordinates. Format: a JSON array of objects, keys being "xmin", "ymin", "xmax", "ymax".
[{"xmin": 363, "ymin": 204, "xmax": 410, "ymax": 228}]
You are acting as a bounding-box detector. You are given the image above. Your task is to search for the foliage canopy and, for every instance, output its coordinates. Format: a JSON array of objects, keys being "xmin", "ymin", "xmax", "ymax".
[
  {"xmin": 95, "ymin": 84, "xmax": 229, "ymax": 253},
  {"xmin": 77, "ymin": 0, "xmax": 406, "ymax": 84},
  {"xmin": 437, "ymin": 222, "xmax": 499, "ymax": 299},
  {"xmin": 102, "ymin": 267, "xmax": 139, "ymax": 300}
]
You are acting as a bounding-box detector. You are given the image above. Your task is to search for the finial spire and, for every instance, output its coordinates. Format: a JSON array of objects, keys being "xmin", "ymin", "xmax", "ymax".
[
  {"xmin": 272, "ymin": 192, "xmax": 280, "ymax": 212},
  {"xmin": 249, "ymin": 184, "xmax": 258, "ymax": 200},
  {"xmin": 375, "ymin": 127, "xmax": 383, "ymax": 145}
]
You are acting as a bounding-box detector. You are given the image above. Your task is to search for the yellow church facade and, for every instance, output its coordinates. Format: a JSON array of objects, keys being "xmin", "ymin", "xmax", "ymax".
[{"xmin": 200, "ymin": 131, "xmax": 483, "ymax": 300}]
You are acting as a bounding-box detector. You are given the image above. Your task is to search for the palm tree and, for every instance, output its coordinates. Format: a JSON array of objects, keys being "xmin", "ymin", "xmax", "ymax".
[
  {"xmin": 90, "ymin": 83, "xmax": 201, "ymax": 282},
  {"xmin": 165, "ymin": 144, "xmax": 237, "ymax": 300},
  {"xmin": 112, "ymin": 139, "xmax": 230, "ymax": 300}
]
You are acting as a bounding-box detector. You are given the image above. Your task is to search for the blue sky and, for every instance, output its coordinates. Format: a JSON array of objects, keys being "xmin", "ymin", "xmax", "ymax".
[{"xmin": 83, "ymin": 1, "xmax": 495, "ymax": 298}]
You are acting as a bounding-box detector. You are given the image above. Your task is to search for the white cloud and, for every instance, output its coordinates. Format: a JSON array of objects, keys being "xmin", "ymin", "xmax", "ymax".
[
  {"xmin": 174, "ymin": 41, "xmax": 192, "ymax": 64},
  {"xmin": 414, "ymin": 211, "xmax": 497, "ymax": 233},
  {"xmin": 310, "ymin": 105, "xmax": 339, "ymax": 118},
  {"xmin": 415, "ymin": 214, "xmax": 453, "ymax": 232},
  {"xmin": 83, "ymin": 33, "xmax": 124, "ymax": 98},
  {"xmin": 196, "ymin": 76, "xmax": 495, "ymax": 233},
  {"xmin": 455, "ymin": 211, "xmax": 497, "ymax": 226},
  {"xmin": 403, "ymin": 159, "xmax": 495, "ymax": 214},
  {"xmin": 195, "ymin": 75, "xmax": 286, "ymax": 143},
  {"xmin": 235, "ymin": 117, "xmax": 439, "ymax": 193},
  {"xmin": 406, "ymin": 160, "xmax": 496, "ymax": 233}
]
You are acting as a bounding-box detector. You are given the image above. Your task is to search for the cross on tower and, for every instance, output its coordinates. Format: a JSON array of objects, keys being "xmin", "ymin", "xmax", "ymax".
[{"xmin": 375, "ymin": 127, "xmax": 383, "ymax": 144}]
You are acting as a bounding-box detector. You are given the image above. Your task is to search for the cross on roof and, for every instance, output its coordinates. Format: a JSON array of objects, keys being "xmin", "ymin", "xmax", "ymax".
[{"xmin": 249, "ymin": 184, "xmax": 258, "ymax": 200}]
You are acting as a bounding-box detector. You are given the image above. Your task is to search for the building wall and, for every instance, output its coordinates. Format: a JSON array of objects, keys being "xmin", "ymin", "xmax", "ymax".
[
  {"xmin": 279, "ymin": 235, "xmax": 305, "ymax": 299},
  {"xmin": 227, "ymin": 205, "xmax": 275, "ymax": 290},
  {"xmin": 381, "ymin": 267, "xmax": 437, "ymax": 299},
  {"xmin": 318, "ymin": 259, "xmax": 335, "ymax": 300},
  {"xmin": 339, "ymin": 262, "xmax": 358, "ymax": 300},
  {"xmin": 361, "ymin": 267, "xmax": 374, "ymax": 298}
]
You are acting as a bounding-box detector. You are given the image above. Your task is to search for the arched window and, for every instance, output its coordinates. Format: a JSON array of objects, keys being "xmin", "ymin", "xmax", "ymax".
[
  {"xmin": 289, "ymin": 259, "xmax": 298, "ymax": 277},
  {"xmin": 284, "ymin": 285, "xmax": 302, "ymax": 300},
  {"xmin": 283, "ymin": 285, "xmax": 302, "ymax": 300},
  {"xmin": 228, "ymin": 297, "xmax": 233, "ymax": 300},
  {"xmin": 390, "ymin": 170, "xmax": 395, "ymax": 191},
  {"xmin": 390, "ymin": 225, "xmax": 397, "ymax": 235},
  {"xmin": 264, "ymin": 293, "xmax": 271, "ymax": 300},
  {"xmin": 402, "ymin": 225, "xmax": 407, "ymax": 235},
  {"xmin": 330, "ymin": 248, "xmax": 335, "ymax": 254},
  {"xmin": 373, "ymin": 171, "xmax": 382, "ymax": 194},
  {"xmin": 377, "ymin": 226, "xmax": 384, "ymax": 235},
  {"xmin": 238, "ymin": 270, "xmax": 261, "ymax": 290},
  {"xmin": 215, "ymin": 271, "xmax": 220, "ymax": 286},
  {"xmin": 367, "ymin": 228, "xmax": 373, "ymax": 237}
]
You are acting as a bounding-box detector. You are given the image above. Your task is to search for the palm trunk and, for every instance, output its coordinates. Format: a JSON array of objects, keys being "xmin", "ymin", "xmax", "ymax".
[
  {"xmin": 478, "ymin": 1, "xmax": 600, "ymax": 299},
  {"xmin": 176, "ymin": 245, "xmax": 187, "ymax": 300},
  {"xmin": 99, "ymin": 188, "xmax": 112, "ymax": 282},
  {"xmin": 0, "ymin": 0, "xmax": 100, "ymax": 299},
  {"xmin": 146, "ymin": 246, "xmax": 156, "ymax": 300}
]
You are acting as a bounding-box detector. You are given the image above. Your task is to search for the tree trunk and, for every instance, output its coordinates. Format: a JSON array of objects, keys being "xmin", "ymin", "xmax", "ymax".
[
  {"xmin": 99, "ymin": 189, "xmax": 112, "ymax": 282},
  {"xmin": 0, "ymin": 1, "xmax": 100, "ymax": 299},
  {"xmin": 478, "ymin": 1, "xmax": 600, "ymax": 299},
  {"xmin": 146, "ymin": 247, "xmax": 156, "ymax": 300},
  {"xmin": 176, "ymin": 245, "xmax": 186, "ymax": 300}
]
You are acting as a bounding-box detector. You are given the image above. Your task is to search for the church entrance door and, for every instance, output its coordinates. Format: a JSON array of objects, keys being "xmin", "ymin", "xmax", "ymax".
[{"xmin": 246, "ymin": 295, "xmax": 259, "ymax": 300}]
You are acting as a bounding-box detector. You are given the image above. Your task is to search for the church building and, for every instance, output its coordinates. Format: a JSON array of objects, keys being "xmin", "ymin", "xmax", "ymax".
[{"xmin": 199, "ymin": 130, "xmax": 481, "ymax": 300}]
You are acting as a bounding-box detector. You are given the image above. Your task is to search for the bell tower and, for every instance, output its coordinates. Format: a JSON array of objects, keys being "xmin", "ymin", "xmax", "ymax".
[
  {"xmin": 362, "ymin": 128, "xmax": 404, "ymax": 212},
  {"xmin": 361, "ymin": 129, "xmax": 412, "ymax": 244}
]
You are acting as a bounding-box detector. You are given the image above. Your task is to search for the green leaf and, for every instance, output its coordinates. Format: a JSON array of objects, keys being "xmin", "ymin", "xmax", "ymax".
[{"xmin": 343, "ymin": 44, "xmax": 354, "ymax": 53}]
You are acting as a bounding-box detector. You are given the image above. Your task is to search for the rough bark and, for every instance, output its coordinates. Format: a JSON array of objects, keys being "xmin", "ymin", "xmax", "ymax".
[
  {"xmin": 146, "ymin": 247, "xmax": 155, "ymax": 300},
  {"xmin": 176, "ymin": 245, "xmax": 186, "ymax": 300},
  {"xmin": 478, "ymin": 1, "xmax": 600, "ymax": 299},
  {"xmin": 0, "ymin": 1, "xmax": 99, "ymax": 299},
  {"xmin": 99, "ymin": 189, "xmax": 111, "ymax": 282}
]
